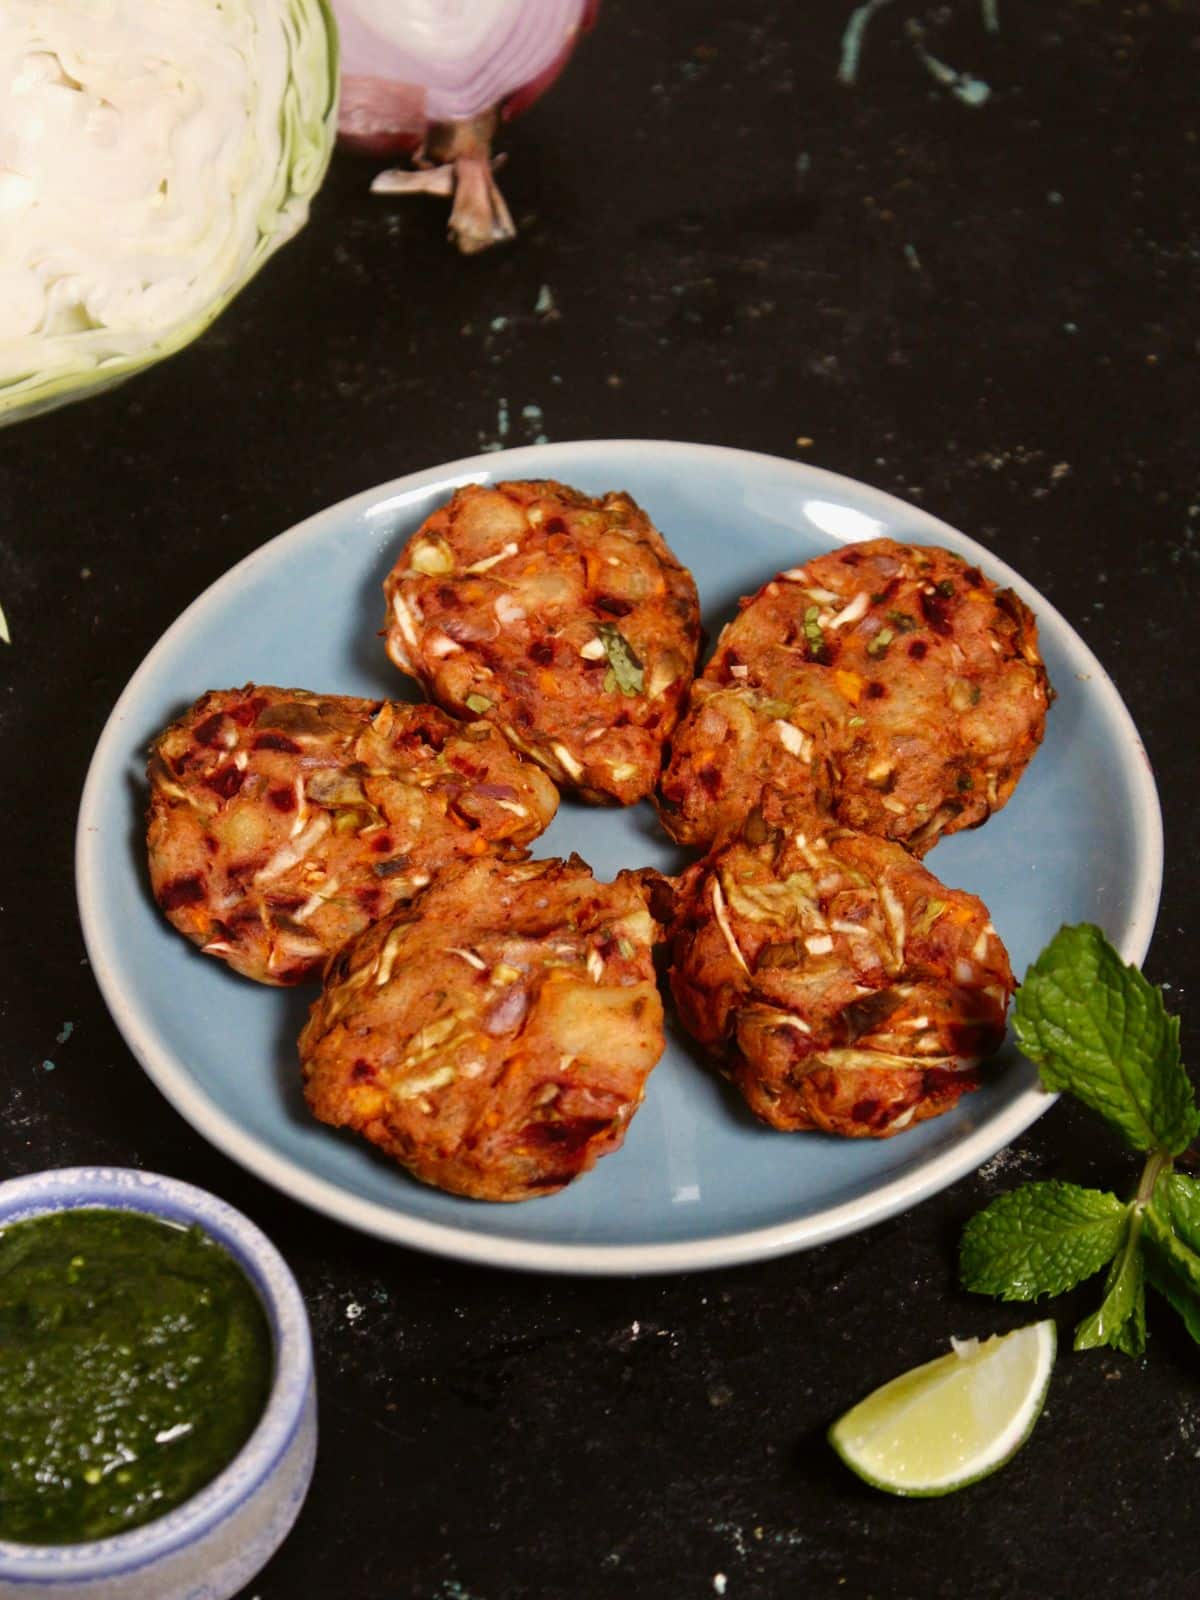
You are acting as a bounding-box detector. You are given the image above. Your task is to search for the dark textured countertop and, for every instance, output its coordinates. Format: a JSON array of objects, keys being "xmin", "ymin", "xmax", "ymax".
[{"xmin": 2, "ymin": 2, "xmax": 1199, "ymax": 1595}]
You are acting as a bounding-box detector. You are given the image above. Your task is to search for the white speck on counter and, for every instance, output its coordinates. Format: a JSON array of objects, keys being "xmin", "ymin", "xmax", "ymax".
[
  {"xmin": 837, "ymin": 0, "xmax": 896, "ymax": 87},
  {"xmin": 534, "ymin": 284, "xmax": 555, "ymax": 316},
  {"xmin": 907, "ymin": 22, "xmax": 990, "ymax": 106},
  {"xmin": 714, "ymin": 1522, "xmax": 750, "ymax": 1559},
  {"xmin": 977, "ymin": 1143, "xmax": 1041, "ymax": 1183},
  {"xmin": 520, "ymin": 402, "xmax": 549, "ymax": 445},
  {"xmin": 713, "ymin": 1575, "xmax": 728, "ymax": 1595},
  {"xmin": 345, "ymin": 1301, "xmax": 363, "ymax": 1322},
  {"xmin": 480, "ymin": 396, "xmax": 510, "ymax": 453}
]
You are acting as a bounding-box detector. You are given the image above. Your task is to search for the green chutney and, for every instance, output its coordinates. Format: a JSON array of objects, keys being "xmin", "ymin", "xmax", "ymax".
[{"xmin": 0, "ymin": 1207, "xmax": 273, "ymax": 1545}]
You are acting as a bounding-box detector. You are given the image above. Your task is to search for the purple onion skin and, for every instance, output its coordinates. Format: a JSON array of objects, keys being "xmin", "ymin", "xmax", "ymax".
[
  {"xmin": 337, "ymin": 1, "xmax": 601, "ymax": 157},
  {"xmin": 337, "ymin": 3, "xmax": 601, "ymax": 252}
]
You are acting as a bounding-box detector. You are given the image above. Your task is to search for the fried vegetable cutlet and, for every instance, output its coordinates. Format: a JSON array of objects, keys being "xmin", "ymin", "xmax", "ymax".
[
  {"xmin": 656, "ymin": 660, "xmax": 844, "ymax": 854},
  {"xmin": 382, "ymin": 479, "xmax": 701, "ymax": 805},
  {"xmin": 660, "ymin": 537, "xmax": 1051, "ymax": 854},
  {"xmin": 667, "ymin": 801, "xmax": 1014, "ymax": 1138},
  {"xmin": 147, "ymin": 686, "xmax": 559, "ymax": 985},
  {"xmin": 299, "ymin": 855, "xmax": 665, "ymax": 1201}
]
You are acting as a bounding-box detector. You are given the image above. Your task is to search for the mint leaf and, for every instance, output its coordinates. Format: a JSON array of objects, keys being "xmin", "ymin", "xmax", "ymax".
[
  {"xmin": 1151, "ymin": 1171, "xmax": 1200, "ymax": 1254},
  {"xmin": 960, "ymin": 1182, "xmax": 1129, "ymax": 1301},
  {"xmin": 1074, "ymin": 1215, "xmax": 1146, "ymax": 1356},
  {"xmin": 597, "ymin": 624, "xmax": 644, "ymax": 696},
  {"xmin": 1144, "ymin": 1191, "xmax": 1200, "ymax": 1345},
  {"xmin": 1014, "ymin": 924, "xmax": 1198, "ymax": 1155}
]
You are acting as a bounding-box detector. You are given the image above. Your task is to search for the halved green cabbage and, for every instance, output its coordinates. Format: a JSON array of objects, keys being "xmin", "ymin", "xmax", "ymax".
[{"xmin": 0, "ymin": 0, "xmax": 337, "ymax": 426}]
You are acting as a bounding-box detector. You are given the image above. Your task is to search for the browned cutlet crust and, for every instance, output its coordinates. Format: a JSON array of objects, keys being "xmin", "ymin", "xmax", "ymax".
[
  {"xmin": 381, "ymin": 480, "xmax": 701, "ymax": 805},
  {"xmin": 299, "ymin": 855, "xmax": 665, "ymax": 1201},
  {"xmin": 656, "ymin": 661, "xmax": 844, "ymax": 854},
  {"xmin": 659, "ymin": 538, "xmax": 1051, "ymax": 854},
  {"xmin": 147, "ymin": 686, "xmax": 559, "ymax": 985},
  {"xmin": 667, "ymin": 805, "xmax": 1014, "ymax": 1138}
]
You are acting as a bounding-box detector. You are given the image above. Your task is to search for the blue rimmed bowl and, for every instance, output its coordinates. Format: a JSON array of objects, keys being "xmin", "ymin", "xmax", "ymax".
[{"xmin": 0, "ymin": 1167, "xmax": 316, "ymax": 1600}]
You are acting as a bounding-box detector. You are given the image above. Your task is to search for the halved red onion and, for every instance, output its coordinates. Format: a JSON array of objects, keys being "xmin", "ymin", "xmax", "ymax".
[{"xmin": 334, "ymin": 0, "xmax": 600, "ymax": 252}]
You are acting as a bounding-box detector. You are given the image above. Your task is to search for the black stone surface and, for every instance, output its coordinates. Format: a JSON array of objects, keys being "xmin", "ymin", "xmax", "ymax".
[{"xmin": 2, "ymin": 2, "xmax": 1199, "ymax": 1595}]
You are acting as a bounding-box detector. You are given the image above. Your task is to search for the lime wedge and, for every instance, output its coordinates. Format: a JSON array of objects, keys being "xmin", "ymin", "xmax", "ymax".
[{"xmin": 828, "ymin": 1320, "xmax": 1056, "ymax": 1496}]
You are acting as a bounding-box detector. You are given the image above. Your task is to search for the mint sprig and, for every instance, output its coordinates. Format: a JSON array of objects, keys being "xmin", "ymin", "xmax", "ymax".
[
  {"xmin": 1152, "ymin": 1170, "xmax": 1200, "ymax": 1253},
  {"xmin": 1143, "ymin": 1202, "xmax": 1200, "ymax": 1345},
  {"xmin": 959, "ymin": 1182, "xmax": 1128, "ymax": 1301},
  {"xmin": 961, "ymin": 924, "xmax": 1199, "ymax": 1356},
  {"xmin": 1015, "ymin": 925, "xmax": 1197, "ymax": 1154},
  {"xmin": 1073, "ymin": 1214, "xmax": 1147, "ymax": 1356}
]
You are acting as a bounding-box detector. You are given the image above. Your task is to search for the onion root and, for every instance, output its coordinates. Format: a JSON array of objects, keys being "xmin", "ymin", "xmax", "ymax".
[{"xmin": 370, "ymin": 112, "xmax": 516, "ymax": 254}]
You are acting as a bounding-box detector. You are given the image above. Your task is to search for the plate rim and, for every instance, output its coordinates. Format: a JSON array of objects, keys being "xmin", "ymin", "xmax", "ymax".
[{"xmin": 76, "ymin": 439, "xmax": 1164, "ymax": 1276}]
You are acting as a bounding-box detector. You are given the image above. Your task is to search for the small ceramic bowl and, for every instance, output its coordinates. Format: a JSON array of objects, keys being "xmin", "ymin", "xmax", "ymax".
[{"xmin": 0, "ymin": 1167, "xmax": 316, "ymax": 1600}]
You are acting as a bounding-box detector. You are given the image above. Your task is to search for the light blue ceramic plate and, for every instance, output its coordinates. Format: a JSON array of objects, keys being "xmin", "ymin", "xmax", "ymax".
[{"xmin": 76, "ymin": 442, "xmax": 1163, "ymax": 1275}]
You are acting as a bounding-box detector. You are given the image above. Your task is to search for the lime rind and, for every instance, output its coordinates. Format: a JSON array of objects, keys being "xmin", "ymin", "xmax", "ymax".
[{"xmin": 828, "ymin": 1320, "xmax": 1056, "ymax": 1497}]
